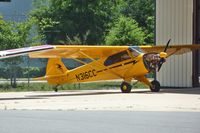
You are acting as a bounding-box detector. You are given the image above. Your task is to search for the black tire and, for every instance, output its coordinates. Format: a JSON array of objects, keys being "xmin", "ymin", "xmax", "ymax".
[
  {"xmin": 53, "ymin": 85, "xmax": 58, "ymax": 92},
  {"xmin": 54, "ymin": 88, "xmax": 58, "ymax": 92},
  {"xmin": 150, "ymin": 80, "xmax": 160, "ymax": 92},
  {"xmin": 120, "ymin": 82, "xmax": 132, "ymax": 93}
]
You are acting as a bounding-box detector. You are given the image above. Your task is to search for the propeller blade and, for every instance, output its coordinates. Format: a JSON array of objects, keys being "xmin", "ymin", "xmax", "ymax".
[
  {"xmin": 158, "ymin": 63, "xmax": 163, "ymax": 72},
  {"xmin": 164, "ymin": 39, "xmax": 171, "ymax": 52},
  {"xmin": 157, "ymin": 58, "xmax": 165, "ymax": 72},
  {"xmin": 157, "ymin": 39, "xmax": 171, "ymax": 72}
]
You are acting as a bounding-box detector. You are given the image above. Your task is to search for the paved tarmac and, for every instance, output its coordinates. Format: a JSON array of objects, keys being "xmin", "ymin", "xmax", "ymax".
[
  {"xmin": 0, "ymin": 88, "xmax": 200, "ymax": 133},
  {"xmin": 0, "ymin": 110, "xmax": 200, "ymax": 133},
  {"xmin": 0, "ymin": 88, "xmax": 200, "ymax": 111}
]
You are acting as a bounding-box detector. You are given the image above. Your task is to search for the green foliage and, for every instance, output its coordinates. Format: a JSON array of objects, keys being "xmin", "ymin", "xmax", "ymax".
[
  {"xmin": 0, "ymin": 16, "xmax": 37, "ymax": 87},
  {"xmin": 0, "ymin": 67, "xmax": 45, "ymax": 79},
  {"xmin": 122, "ymin": 0, "xmax": 155, "ymax": 43},
  {"xmin": 105, "ymin": 16, "xmax": 145, "ymax": 45},
  {"xmin": 22, "ymin": 67, "xmax": 42, "ymax": 78},
  {"xmin": 0, "ymin": 17, "xmax": 35, "ymax": 65},
  {"xmin": 0, "ymin": 18, "xmax": 32, "ymax": 50},
  {"xmin": 0, "ymin": 81, "xmax": 148, "ymax": 92},
  {"xmin": 31, "ymin": 0, "xmax": 154, "ymax": 45},
  {"xmin": 0, "ymin": 68, "xmax": 9, "ymax": 79},
  {"xmin": 31, "ymin": 0, "xmax": 125, "ymax": 44},
  {"xmin": 64, "ymin": 30, "xmax": 90, "ymax": 44}
]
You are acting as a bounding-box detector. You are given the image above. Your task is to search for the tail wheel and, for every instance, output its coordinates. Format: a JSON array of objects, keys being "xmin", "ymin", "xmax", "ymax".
[
  {"xmin": 54, "ymin": 88, "xmax": 58, "ymax": 92},
  {"xmin": 150, "ymin": 80, "xmax": 160, "ymax": 92},
  {"xmin": 120, "ymin": 82, "xmax": 132, "ymax": 93},
  {"xmin": 53, "ymin": 85, "xmax": 59, "ymax": 92}
]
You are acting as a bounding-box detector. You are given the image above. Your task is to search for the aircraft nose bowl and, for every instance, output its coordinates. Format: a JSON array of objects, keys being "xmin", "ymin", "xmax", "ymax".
[
  {"xmin": 143, "ymin": 53, "xmax": 161, "ymax": 72},
  {"xmin": 159, "ymin": 52, "xmax": 167, "ymax": 58}
]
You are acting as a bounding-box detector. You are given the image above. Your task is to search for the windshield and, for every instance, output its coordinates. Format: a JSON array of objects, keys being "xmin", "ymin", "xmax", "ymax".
[{"xmin": 129, "ymin": 47, "xmax": 141, "ymax": 57}]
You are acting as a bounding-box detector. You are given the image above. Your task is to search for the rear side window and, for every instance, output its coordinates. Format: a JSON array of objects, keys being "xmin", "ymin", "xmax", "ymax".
[
  {"xmin": 104, "ymin": 51, "xmax": 131, "ymax": 66},
  {"xmin": 62, "ymin": 58, "xmax": 92, "ymax": 70}
]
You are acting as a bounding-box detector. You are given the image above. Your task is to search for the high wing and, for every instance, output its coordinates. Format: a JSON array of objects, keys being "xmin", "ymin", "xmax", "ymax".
[
  {"xmin": 0, "ymin": 45, "xmax": 54, "ymax": 59},
  {"xmin": 29, "ymin": 45, "xmax": 200, "ymax": 59},
  {"xmin": 29, "ymin": 45, "xmax": 129, "ymax": 58},
  {"xmin": 139, "ymin": 45, "xmax": 200, "ymax": 57}
]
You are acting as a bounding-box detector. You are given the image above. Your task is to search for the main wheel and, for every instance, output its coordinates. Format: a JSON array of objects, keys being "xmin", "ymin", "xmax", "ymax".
[
  {"xmin": 150, "ymin": 80, "xmax": 160, "ymax": 92},
  {"xmin": 120, "ymin": 82, "xmax": 132, "ymax": 93}
]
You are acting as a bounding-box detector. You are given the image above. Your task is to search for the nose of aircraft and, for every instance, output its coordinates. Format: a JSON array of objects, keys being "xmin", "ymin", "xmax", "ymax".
[{"xmin": 159, "ymin": 52, "xmax": 167, "ymax": 58}]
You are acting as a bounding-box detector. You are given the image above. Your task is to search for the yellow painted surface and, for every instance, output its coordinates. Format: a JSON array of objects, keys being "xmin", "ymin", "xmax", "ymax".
[
  {"xmin": 31, "ymin": 44, "xmax": 200, "ymax": 87},
  {"xmin": 44, "ymin": 49, "xmax": 148, "ymax": 85}
]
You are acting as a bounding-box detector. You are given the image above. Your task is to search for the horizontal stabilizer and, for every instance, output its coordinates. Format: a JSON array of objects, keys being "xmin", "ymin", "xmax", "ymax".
[
  {"xmin": 34, "ymin": 74, "xmax": 67, "ymax": 80},
  {"xmin": 34, "ymin": 76, "xmax": 47, "ymax": 80}
]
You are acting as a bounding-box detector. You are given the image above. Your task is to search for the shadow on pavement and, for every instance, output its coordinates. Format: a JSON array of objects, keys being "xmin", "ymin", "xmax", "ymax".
[
  {"xmin": 159, "ymin": 88, "xmax": 200, "ymax": 95},
  {"xmin": 26, "ymin": 91, "xmax": 123, "ymax": 98},
  {"xmin": 0, "ymin": 97, "xmax": 46, "ymax": 101},
  {"xmin": 27, "ymin": 90, "xmax": 163, "ymax": 98}
]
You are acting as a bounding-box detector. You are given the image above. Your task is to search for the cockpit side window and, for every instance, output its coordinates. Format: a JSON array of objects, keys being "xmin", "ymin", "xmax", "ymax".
[{"xmin": 104, "ymin": 51, "xmax": 131, "ymax": 66}]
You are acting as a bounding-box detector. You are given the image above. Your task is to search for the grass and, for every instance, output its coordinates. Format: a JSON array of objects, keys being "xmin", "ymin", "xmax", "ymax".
[{"xmin": 0, "ymin": 81, "xmax": 148, "ymax": 92}]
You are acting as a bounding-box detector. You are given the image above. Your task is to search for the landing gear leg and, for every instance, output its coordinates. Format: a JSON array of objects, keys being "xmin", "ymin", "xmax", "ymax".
[
  {"xmin": 134, "ymin": 76, "xmax": 160, "ymax": 92},
  {"xmin": 150, "ymin": 80, "xmax": 160, "ymax": 92},
  {"xmin": 120, "ymin": 81, "xmax": 132, "ymax": 93}
]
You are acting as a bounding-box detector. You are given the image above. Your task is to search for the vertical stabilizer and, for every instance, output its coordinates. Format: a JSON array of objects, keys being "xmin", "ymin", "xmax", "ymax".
[
  {"xmin": 46, "ymin": 58, "xmax": 68, "ymax": 76},
  {"xmin": 45, "ymin": 58, "xmax": 68, "ymax": 84}
]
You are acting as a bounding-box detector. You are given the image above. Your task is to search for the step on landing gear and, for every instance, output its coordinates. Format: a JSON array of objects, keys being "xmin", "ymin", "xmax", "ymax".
[
  {"xmin": 120, "ymin": 82, "xmax": 132, "ymax": 93},
  {"xmin": 150, "ymin": 80, "xmax": 160, "ymax": 92}
]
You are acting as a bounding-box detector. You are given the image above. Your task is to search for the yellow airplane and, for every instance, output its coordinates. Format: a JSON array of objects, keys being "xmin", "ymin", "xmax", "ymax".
[{"xmin": 0, "ymin": 40, "xmax": 200, "ymax": 93}]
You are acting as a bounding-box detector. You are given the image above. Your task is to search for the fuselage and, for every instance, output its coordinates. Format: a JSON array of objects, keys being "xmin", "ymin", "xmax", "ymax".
[{"xmin": 48, "ymin": 47, "xmax": 152, "ymax": 85}]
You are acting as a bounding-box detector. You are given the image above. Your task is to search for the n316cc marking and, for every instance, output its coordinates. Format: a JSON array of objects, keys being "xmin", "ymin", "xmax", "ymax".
[{"xmin": 76, "ymin": 69, "xmax": 97, "ymax": 81}]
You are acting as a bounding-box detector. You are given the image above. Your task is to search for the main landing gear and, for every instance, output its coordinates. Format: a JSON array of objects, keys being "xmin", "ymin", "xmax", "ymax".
[
  {"xmin": 120, "ymin": 80, "xmax": 161, "ymax": 93},
  {"xmin": 150, "ymin": 80, "xmax": 160, "ymax": 92},
  {"xmin": 120, "ymin": 82, "xmax": 132, "ymax": 93}
]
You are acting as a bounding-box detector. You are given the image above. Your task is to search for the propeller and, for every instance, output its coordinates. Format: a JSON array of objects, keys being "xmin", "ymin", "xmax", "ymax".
[{"xmin": 157, "ymin": 39, "xmax": 171, "ymax": 71}]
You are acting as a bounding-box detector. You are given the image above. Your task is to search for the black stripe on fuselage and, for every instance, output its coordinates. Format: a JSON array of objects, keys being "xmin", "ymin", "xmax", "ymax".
[
  {"xmin": 96, "ymin": 60, "xmax": 137, "ymax": 74},
  {"xmin": 109, "ymin": 64, "xmax": 122, "ymax": 69},
  {"xmin": 96, "ymin": 70, "xmax": 103, "ymax": 73},
  {"xmin": 124, "ymin": 61, "xmax": 134, "ymax": 65}
]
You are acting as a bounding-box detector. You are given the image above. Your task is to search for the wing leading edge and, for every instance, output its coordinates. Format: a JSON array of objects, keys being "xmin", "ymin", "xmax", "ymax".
[{"xmin": 0, "ymin": 45, "xmax": 55, "ymax": 59}]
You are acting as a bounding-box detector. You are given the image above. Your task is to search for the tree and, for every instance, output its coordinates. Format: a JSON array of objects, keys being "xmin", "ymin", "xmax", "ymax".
[
  {"xmin": 0, "ymin": 16, "xmax": 33, "ymax": 87},
  {"xmin": 122, "ymin": 0, "xmax": 155, "ymax": 43},
  {"xmin": 31, "ymin": 0, "xmax": 154, "ymax": 45},
  {"xmin": 31, "ymin": 0, "xmax": 124, "ymax": 44},
  {"xmin": 105, "ymin": 16, "xmax": 145, "ymax": 45}
]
